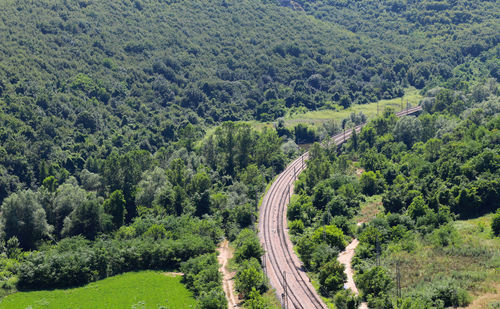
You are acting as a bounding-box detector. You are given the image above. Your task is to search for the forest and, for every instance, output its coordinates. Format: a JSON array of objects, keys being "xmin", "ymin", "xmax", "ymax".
[{"xmin": 0, "ymin": 0, "xmax": 498, "ymax": 308}]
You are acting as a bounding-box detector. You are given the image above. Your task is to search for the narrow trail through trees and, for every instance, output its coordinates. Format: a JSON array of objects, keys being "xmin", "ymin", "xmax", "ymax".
[
  {"xmin": 217, "ymin": 240, "xmax": 240, "ymax": 308},
  {"xmin": 337, "ymin": 223, "xmax": 368, "ymax": 309}
]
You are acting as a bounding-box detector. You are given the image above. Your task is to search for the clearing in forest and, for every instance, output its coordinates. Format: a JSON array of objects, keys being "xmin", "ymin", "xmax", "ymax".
[{"xmin": 0, "ymin": 271, "xmax": 197, "ymax": 309}]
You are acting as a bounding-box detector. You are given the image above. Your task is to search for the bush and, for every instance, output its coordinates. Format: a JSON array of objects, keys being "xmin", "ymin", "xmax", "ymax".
[
  {"xmin": 318, "ymin": 259, "xmax": 346, "ymax": 296},
  {"xmin": 334, "ymin": 289, "xmax": 360, "ymax": 309},
  {"xmin": 312, "ymin": 225, "xmax": 346, "ymax": 250},
  {"xmin": 181, "ymin": 253, "xmax": 227, "ymax": 308},
  {"xmin": 234, "ymin": 229, "xmax": 263, "ymax": 263},
  {"xmin": 492, "ymin": 209, "xmax": 500, "ymax": 237},
  {"xmin": 235, "ymin": 258, "xmax": 267, "ymax": 298}
]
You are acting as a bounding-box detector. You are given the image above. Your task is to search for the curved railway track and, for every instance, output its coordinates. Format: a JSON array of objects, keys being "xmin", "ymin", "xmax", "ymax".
[{"xmin": 258, "ymin": 106, "xmax": 422, "ymax": 308}]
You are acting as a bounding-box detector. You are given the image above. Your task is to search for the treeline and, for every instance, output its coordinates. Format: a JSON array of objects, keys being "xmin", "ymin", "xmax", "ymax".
[{"xmin": 0, "ymin": 123, "xmax": 287, "ymax": 307}]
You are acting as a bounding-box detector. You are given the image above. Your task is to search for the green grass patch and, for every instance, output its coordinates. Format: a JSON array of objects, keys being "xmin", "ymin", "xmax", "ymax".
[
  {"xmin": 381, "ymin": 214, "xmax": 500, "ymax": 306},
  {"xmin": 355, "ymin": 195, "xmax": 383, "ymax": 224},
  {"xmin": 284, "ymin": 87, "xmax": 422, "ymax": 128},
  {"xmin": 0, "ymin": 271, "xmax": 197, "ymax": 309}
]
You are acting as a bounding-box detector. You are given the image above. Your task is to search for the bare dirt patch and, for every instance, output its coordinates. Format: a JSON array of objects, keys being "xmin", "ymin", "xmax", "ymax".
[{"xmin": 163, "ymin": 272, "xmax": 184, "ymax": 277}]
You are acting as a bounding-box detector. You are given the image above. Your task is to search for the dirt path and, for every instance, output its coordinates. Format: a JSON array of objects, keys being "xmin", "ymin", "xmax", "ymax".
[
  {"xmin": 217, "ymin": 240, "xmax": 240, "ymax": 308},
  {"xmin": 337, "ymin": 223, "xmax": 368, "ymax": 309}
]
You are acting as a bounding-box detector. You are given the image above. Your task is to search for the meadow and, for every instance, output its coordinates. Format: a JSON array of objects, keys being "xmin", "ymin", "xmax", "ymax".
[
  {"xmin": 0, "ymin": 271, "xmax": 197, "ymax": 309},
  {"xmin": 382, "ymin": 214, "xmax": 500, "ymax": 308},
  {"xmin": 284, "ymin": 88, "xmax": 423, "ymax": 128}
]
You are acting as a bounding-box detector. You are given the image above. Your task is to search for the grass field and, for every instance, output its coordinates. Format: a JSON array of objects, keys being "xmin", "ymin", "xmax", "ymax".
[
  {"xmin": 284, "ymin": 87, "xmax": 422, "ymax": 128},
  {"xmin": 381, "ymin": 214, "xmax": 500, "ymax": 308},
  {"xmin": 0, "ymin": 271, "xmax": 197, "ymax": 309}
]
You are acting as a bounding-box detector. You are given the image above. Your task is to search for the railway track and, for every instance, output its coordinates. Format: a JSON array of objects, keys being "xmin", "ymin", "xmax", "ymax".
[{"xmin": 258, "ymin": 106, "xmax": 422, "ymax": 308}]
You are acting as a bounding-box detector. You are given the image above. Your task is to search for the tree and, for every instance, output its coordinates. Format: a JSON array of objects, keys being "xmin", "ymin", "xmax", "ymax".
[
  {"xmin": 62, "ymin": 198, "xmax": 102, "ymax": 240},
  {"xmin": 339, "ymin": 95, "xmax": 352, "ymax": 109},
  {"xmin": 312, "ymin": 181, "xmax": 335, "ymax": 210},
  {"xmin": 0, "ymin": 190, "xmax": 52, "ymax": 249},
  {"xmin": 234, "ymin": 229, "xmax": 264, "ymax": 263},
  {"xmin": 235, "ymin": 258, "xmax": 267, "ymax": 298},
  {"xmin": 102, "ymin": 150, "xmax": 152, "ymax": 221},
  {"xmin": 318, "ymin": 259, "xmax": 346, "ymax": 296},
  {"xmin": 360, "ymin": 171, "xmax": 378, "ymax": 196},
  {"xmin": 357, "ymin": 266, "xmax": 393, "ymax": 298},
  {"xmin": 246, "ymin": 287, "xmax": 267, "ymax": 308},
  {"xmin": 394, "ymin": 116, "xmax": 422, "ymax": 148},
  {"xmin": 53, "ymin": 181, "xmax": 88, "ymax": 236},
  {"xmin": 312, "ymin": 225, "xmax": 346, "ymax": 250},
  {"xmin": 407, "ymin": 196, "xmax": 431, "ymax": 220},
  {"xmin": 135, "ymin": 167, "xmax": 167, "ymax": 208},
  {"xmin": 103, "ymin": 190, "xmax": 126, "ymax": 229}
]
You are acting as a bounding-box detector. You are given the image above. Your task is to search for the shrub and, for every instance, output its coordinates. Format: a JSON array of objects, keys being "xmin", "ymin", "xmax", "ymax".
[
  {"xmin": 318, "ymin": 259, "xmax": 346, "ymax": 296},
  {"xmin": 492, "ymin": 209, "xmax": 500, "ymax": 237},
  {"xmin": 233, "ymin": 229, "xmax": 263, "ymax": 263},
  {"xmin": 235, "ymin": 258, "xmax": 267, "ymax": 298},
  {"xmin": 334, "ymin": 289, "xmax": 360, "ymax": 309}
]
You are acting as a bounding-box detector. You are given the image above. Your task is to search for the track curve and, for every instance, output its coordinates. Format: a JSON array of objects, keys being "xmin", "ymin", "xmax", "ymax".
[{"xmin": 258, "ymin": 106, "xmax": 422, "ymax": 308}]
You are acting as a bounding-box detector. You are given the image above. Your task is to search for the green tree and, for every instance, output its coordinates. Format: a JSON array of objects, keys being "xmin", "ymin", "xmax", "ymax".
[
  {"xmin": 394, "ymin": 116, "xmax": 422, "ymax": 148},
  {"xmin": 235, "ymin": 258, "xmax": 267, "ymax": 298},
  {"xmin": 62, "ymin": 198, "xmax": 102, "ymax": 240},
  {"xmin": 52, "ymin": 181, "xmax": 88, "ymax": 236},
  {"xmin": 339, "ymin": 95, "xmax": 352, "ymax": 109},
  {"xmin": 102, "ymin": 150, "xmax": 152, "ymax": 221},
  {"xmin": 318, "ymin": 259, "xmax": 347, "ymax": 296},
  {"xmin": 0, "ymin": 190, "xmax": 52, "ymax": 249},
  {"xmin": 103, "ymin": 190, "xmax": 126, "ymax": 229},
  {"xmin": 357, "ymin": 266, "xmax": 393, "ymax": 299},
  {"xmin": 360, "ymin": 171, "xmax": 378, "ymax": 196},
  {"xmin": 234, "ymin": 229, "xmax": 264, "ymax": 263},
  {"xmin": 312, "ymin": 225, "xmax": 346, "ymax": 250}
]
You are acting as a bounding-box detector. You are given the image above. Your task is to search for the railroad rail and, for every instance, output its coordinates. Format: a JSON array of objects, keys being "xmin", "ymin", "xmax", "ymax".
[{"xmin": 258, "ymin": 105, "xmax": 422, "ymax": 308}]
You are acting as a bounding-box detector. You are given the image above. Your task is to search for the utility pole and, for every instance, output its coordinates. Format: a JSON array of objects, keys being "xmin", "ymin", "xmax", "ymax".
[
  {"xmin": 283, "ymin": 271, "xmax": 288, "ymax": 309},
  {"xmin": 396, "ymin": 261, "xmax": 401, "ymax": 298},
  {"xmin": 262, "ymin": 249, "xmax": 266, "ymax": 275},
  {"xmin": 376, "ymin": 234, "xmax": 381, "ymax": 267}
]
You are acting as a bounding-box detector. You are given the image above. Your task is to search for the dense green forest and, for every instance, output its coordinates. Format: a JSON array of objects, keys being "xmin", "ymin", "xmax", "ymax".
[
  {"xmin": 0, "ymin": 0, "xmax": 498, "ymax": 201},
  {"xmin": 0, "ymin": 0, "xmax": 498, "ymax": 307}
]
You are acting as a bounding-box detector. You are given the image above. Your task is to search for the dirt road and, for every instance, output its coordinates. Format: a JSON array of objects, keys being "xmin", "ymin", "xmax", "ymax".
[
  {"xmin": 217, "ymin": 240, "xmax": 240, "ymax": 308},
  {"xmin": 337, "ymin": 237, "xmax": 368, "ymax": 309}
]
